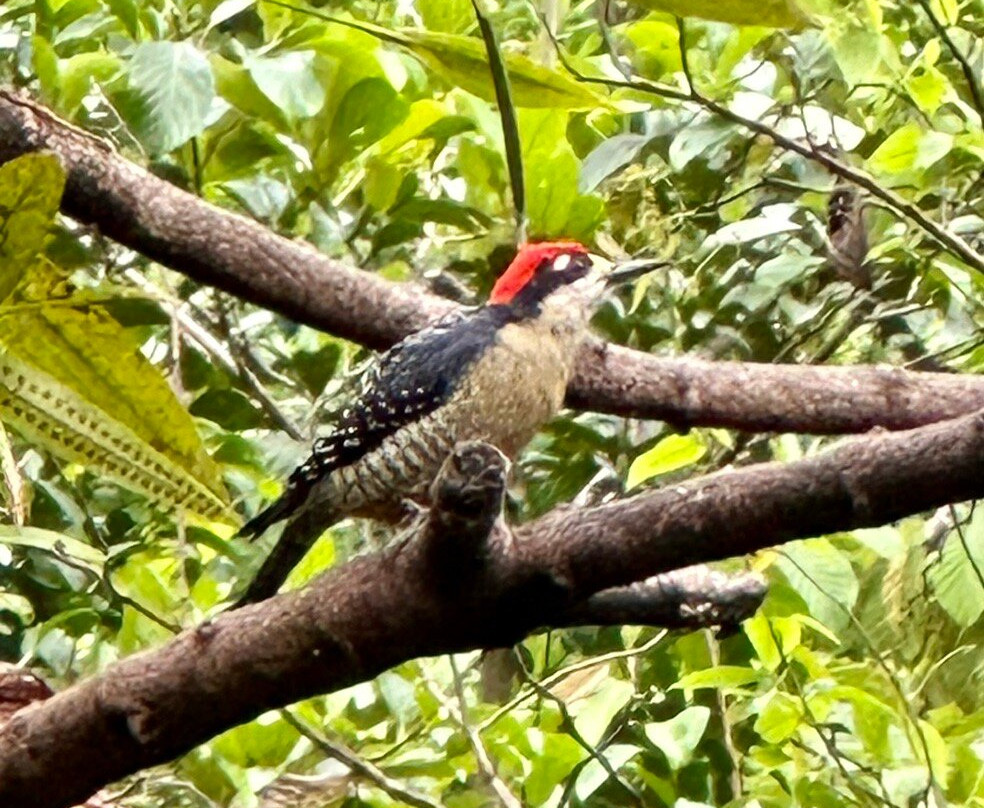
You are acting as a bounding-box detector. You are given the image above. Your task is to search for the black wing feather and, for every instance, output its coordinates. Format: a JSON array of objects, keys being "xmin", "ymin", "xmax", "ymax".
[{"xmin": 240, "ymin": 306, "xmax": 516, "ymax": 538}]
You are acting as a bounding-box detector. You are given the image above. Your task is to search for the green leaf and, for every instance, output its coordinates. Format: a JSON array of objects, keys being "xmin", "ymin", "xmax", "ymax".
[
  {"xmin": 0, "ymin": 261, "xmax": 228, "ymax": 510},
  {"xmin": 754, "ymin": 691, "xmax": 801, "ymax": 743},
  {"xmin": 126, "ymin": 41, "xmax": 215, "ymax": 153},
  {"xmin": 579, "ymin": 134, "xmax": 650, "ymax": 193},
  {"xmin": 270, "ymin": 5, "xmax": 605, "ymax": 109},
  {"xmin": 755, "ymin": 254, "xmax": 823, "ymax": 289},
  {"xmin": 58, "ymin": 51, "xmax": 123, "ymax": 114},
  {"xmin": 775, "ymin": 540, "xmax": 858, "ymax": 632},
  {"xmin": 524, "ymin": 730, "xmax": 585, "ymax": 805},
  {"xmin": 869, "ymin": 122, "xmax": 953, "ymax": 178},
  {"xmin": 744, "ymin": 613, "xmax": 805, "ymax": 673},
  {"xmin": 573, "ymin": 743, "xmax": 639, "ymax": 801},
  {"xmin": 189, "ymin": 389, "xmax": 264, "ymax": 431},
  {"xmin": 644, "ymin": 706, "xmax": 711, "ymax": 769},
  {"xmin": 417, "ymin": 0, "xmax": 472, "ymax": 33},
  {"xmin": 627, "ymin": 433, "xmax": 706, "ymax": 489},
  {"xmin": 212, "ymin": 715, "xmax": 300, "ymax": 768},
  {"xmin": 106, "ymin": 0, "xmax": 140, "ymax": 38},
  {"xmin": 828, "ymin": 685, "xmax": 896, "ymax": 761},
  {"xmin": 245, "ymin": 51, "xmax": 326, "ymax": 122},
  {"xmin": 521, "ymin": 108, "xmax": 604, "ymax": 239},
  {"xmin": 0, "ymin": 153, "xmax": 65, "ymax": 303},
  {"xmin": 628, "ymin": 0, "xmax": 813, "ymax": 28},
  {"xmin": 674, "ymin": 665, "xmax": 766, "ymax": 693},
  {"xmin": 409, "ymin": 31, "xmax": 607, "ymax": 109},
  {"xmin": 927, "ymin": 516, "xmax": 984, "ymax": 627},
  {"xmin": 625, "ymin": 20, "xmax": 682, "ymax": 79},
  {"xmin": 568, "ymin": 676, "xmax": 635, "ymax": 746},
  {"xmin": 0, "ymin": 525, "xmax": 105, "ymax": 572},
  {"xmin": 0, "ymin": 352, "xmax": 229, "ymax": 519}
]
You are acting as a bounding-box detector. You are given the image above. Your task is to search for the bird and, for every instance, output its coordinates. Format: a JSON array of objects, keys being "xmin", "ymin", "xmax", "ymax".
[
  {"xmin": 235, "ymin": 241, "xmax": 658, "ymax": 605},
  {"xmin": 827, "ymin": 182, "xmax": 871, "ymax": 290}
]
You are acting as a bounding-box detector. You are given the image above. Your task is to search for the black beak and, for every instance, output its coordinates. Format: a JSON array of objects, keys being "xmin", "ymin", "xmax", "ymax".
[{"xmin": 606, "ymin": 258, "xmax": 669, "ymax": 287}]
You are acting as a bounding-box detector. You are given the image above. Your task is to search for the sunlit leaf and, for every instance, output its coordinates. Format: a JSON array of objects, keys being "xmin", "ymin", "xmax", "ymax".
[
  {"xmin": 753, "ymin": 691, "xmax": 801, "ymax": 743},
  {"xmin": 0, "ymin": 525, "xmax": 105, "ymax": 572},
  {"xmin": 644, "ymin": 706, "xmax": 711, "ymax": 769},
  {"xmin": 626, "ymin": 433, "xmax": 706, "ymax": 489},
  {"xmin": 927, "ymin": 515, "xmax": 984, "ymax": 627},
  {"xmin": 245, "ymin": 51, "xmax": 326, "ymax": 122},
  {"xmin": 674, "ymin": 665, "xmax": 766, "ymax": 693},
  {"xmin": 126, "ymin": 41, "xmax": 215, "ymax": 153},
  {"xmin": 775, "ymin": 540, "xmax": 858, "ymax": 632},
  {"xmin": 628, "ymin": 0, "xmax": 812, "ymax": 28},
  {"xmin": 0, "ymin": 353, "xmax": 229, "ymax": 520},
  {"xmin": 269, "ymin": 4, "xmax": 606, "ymax": 109},
  {"xmin": 0, "ymin": 153, "xmax": 65, "ymax": 303},
  {"xmin": 0, "ymin": 261, "xmax": 227, "ymax": 503}
]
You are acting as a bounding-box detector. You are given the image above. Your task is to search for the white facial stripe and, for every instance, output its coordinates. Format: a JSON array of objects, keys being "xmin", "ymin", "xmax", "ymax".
[{"xmin": 553, "ymin": 253, "xmax": 572, "ymax": 270}]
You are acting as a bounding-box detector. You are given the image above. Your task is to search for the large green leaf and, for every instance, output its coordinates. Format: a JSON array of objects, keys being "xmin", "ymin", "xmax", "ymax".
[
  {"xmin": 0, "ymin": 260, "xmax": 228, "ymax": 506},
  {"xmin": 521, "ymin": 108, "xmax": 605, "ymax": 239},
  {"xmin": 626, "ymin": 433, "xmax": 707, "ymax": 489},
  {"xmin": 245, "ymin": 51, "xmax": 326, "ymax": 123},
  {"xmin": 0, "ymin": 352, "xmax": 228, "ymax": 520},
  {"xmin": 416, "ymin": 0, "xmax": 472, "ymax": 33},
  {"xmin": 0, "ymin": 524, "xmax": 105, "ymax": 574},
  {"xmin": 644, "ymin": 706, "xmax": 711, "ymax": 769},
  {"xmin": 125, "ymin": 41, "xmax": 215, "ymax": 153},
  {"xmin": 0, "ymin": 153, "xmax": 65, "ymax": 303},
  {"xmin": 927, "ymin": 514, "xmax": 984, "ymax": 627},
  {"xmin": 267, "ymin": 3, "xmax": 606, "ymax": 109},
  {"xmin": 629, "ymin": 0, "xmax": 813, "ymax": 28}
]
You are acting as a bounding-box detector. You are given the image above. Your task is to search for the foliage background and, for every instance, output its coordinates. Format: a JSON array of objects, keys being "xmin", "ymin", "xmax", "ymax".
[{"xmin": 0, "ymin": 0, "xmax": 982, "ymax": 805}]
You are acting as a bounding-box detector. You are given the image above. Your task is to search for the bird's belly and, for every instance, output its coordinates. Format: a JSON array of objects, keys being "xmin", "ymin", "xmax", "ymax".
[
  {"xmin": 321, "ymin": 322, "xmax": 576, "ymax": 519},
  {"xmin": 452, "ymin": 322, "xmax": 572, "ymax": 455}
]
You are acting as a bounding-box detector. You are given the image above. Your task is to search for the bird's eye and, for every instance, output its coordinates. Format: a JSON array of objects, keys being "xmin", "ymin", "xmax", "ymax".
[{"xmin": 552, "ymin": 253, "xmax": 572, "ymax": 271}]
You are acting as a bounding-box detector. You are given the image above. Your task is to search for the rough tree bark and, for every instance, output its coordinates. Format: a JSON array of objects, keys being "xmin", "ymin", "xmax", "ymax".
[
  {"xmin": 1, "ymin": 89, "xmax": 983, "ymax": 436},
  {"xmin": 0, "ymin": 412, "xmax": 982, "ymax": 808}
]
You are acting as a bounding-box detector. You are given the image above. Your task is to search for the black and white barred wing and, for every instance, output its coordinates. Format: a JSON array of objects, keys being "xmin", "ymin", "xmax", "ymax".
[{"xmin": 239, "ymin": 308, "xmax": 488, "ymax": 539}]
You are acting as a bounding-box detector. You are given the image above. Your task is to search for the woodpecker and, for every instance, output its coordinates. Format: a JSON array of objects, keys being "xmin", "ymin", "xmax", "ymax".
[{"xmin": 237, "ymin": 242, "xmax": 655, "ymax": 605}]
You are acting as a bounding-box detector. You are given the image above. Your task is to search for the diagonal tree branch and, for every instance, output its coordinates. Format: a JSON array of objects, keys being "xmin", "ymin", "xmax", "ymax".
[
  {"xmin": 0, "ymin": 409, "xmax": 982, "ymax": 808},
  {"xmin": 544, "ymin": 29, "xmax": 984, "ymax": 273},
  {"xmin": 1, "ymin": 90, "xmax": 983, "ymax": 436}
]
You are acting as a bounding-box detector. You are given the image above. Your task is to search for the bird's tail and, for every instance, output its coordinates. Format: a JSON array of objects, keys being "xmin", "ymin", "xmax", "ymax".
[{"xmin": 234, "ymin": 501, "xmax": 337, "ymax": 607}]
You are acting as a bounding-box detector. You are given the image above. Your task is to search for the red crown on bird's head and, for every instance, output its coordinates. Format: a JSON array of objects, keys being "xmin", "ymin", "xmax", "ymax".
[{"xmin": 489, "ymin": 241, "xmax": 590, "ymax": 304}]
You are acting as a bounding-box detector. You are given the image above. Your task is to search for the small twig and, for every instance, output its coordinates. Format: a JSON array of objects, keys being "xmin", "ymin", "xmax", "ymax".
[
  {"xmin": 775, "ymin": 629, "xmax": 894, "ymax": 807},
  {"xmin": 123, "ymin": 269, "xmax": 304, "ymax": 440},
  {"xmin": 479, "ymin": 630, "xmax": 668, "ymax": 732},
  {"xmin": 280, "ymin": 710, "xmax": 441, "ymax": 808},
  {"xmin": 675, "ymin": 17, "xmax": 695, "ymax": 96},
  {"xmin": 913, "ymin": 0, "xmax": 984, "ymax": 118},
  {"xmin": 948, "ymin": 503, "xmax": 984, "ymax": 592},
  {"xmin": 0, "ymin": 421, "xmax": 26, "ymax": 525},
  {"xmin": 446, "ymin": 656, "xmax": 523, "ymax": 808},
  {"xmin": 703, "ymin": 630, "xmax": 742, "ymax": 797},
  {"xmin": 542, "ymin": 24, "xmax": 984, "ymax": 273},
  {"xmin": 512, "ymin": 650, "xmax": 645, "ymax": 807},
  {"xmin": 48, "ymin": 544, "xmax": 182, "ymax": 634},
  {"xmin": 778, "ymin": 552, "xmax": 943, "ymax": 805},
  {"xmin": 594, "ymin": 1, "xmax": 633, "ymax": 81}
]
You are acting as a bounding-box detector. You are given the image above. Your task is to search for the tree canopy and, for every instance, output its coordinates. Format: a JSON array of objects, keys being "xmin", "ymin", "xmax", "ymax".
[{"xmin": 0, "ymin": 0, "xmax": 982, "ymax": 807}]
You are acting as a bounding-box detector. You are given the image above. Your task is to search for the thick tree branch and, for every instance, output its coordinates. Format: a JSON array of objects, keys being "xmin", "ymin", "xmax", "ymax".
[
  {"xmin": 560, "ymin": 568, "xmax": 766, "ymax": 631},
  {"xmin": 2, "ymin": 90, "xmax": 984, "ymax": 436},
  {"xmin": 1, "ymin": 410, "xmax": 982, "ymax": 808}
]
